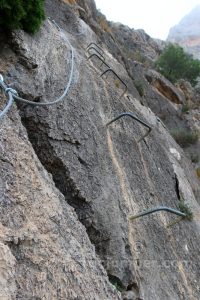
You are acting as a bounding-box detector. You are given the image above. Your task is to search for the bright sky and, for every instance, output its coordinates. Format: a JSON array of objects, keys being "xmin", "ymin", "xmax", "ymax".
[{"xmin": 95, "ymin": 0, "xmax": 200, "ymax": 40}]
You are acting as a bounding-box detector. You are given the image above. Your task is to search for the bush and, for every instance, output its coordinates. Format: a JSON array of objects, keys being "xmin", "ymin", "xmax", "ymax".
[
  {"xmin": 155, "ymin": 44, "xmax": 200, "ymax": 86},
  {"xmin": 171, "ymin": 129, "xmax": 199, "ymax": 148},
  {"xmin": 178, "ymin": 200, "xmax": 193, "ymax": 221},
  {"xmin": 167, "ymin": 200, "xmax": 193, "ymax": 227},
  {"xmin": 196, "ymin": 167, "xmax": 200, "ymax": 178},
  {"xmin": 108, "ymin": 275, "xmax": 125, "ymax": 292},
  {"xmin": 0, "ymin": 0, "xmax": 45, "ymax": 33},
  {"xmin": 190, "ymin": 153, "xmax": 199, "ymax": 163},
  {"xmin": 134, "ymin": 80, "xmax": 145, "ymax": 97},
  {"xmin": 114, "ymin": 79, "xmax": 120, "ymax": 89},
  {"xmin": 182, "ymin": 102, "xmax": 191, "ymax": 113},
  {"xmin": 98, "ymin": 15, "xmax": 112, "ymax": 34},
  {"xmin": 133, "ymin": 50, "xmax": 146, "ymax": 63}
]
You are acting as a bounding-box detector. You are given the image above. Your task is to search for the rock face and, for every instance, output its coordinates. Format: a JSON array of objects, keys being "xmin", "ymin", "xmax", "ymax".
[
  {"xmin": 76, "ymin": 0, "xmax": 164, "ymax": 68},
  {"xmin": 108, "ymin": 23, "xmax": 163, "ymax": 64},
  {"xmin": 0, "ymin": 0, "xmax": 200, "ymax": 299},
  {"xmin": 0, "ymin": 108, "xmax": 120, "ymax": 300},
  {"xmin": 167, "ymin": 5, "xmax": 200, "ymax": 59}
]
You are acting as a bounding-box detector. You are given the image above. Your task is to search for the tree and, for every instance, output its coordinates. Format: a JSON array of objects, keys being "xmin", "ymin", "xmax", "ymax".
[
  {"xmin": 155, "ymin": 43, "xmax": 200, "ymax": 86},
  {"xmin": 0, "ymin": 0, "xmax": 45, "ymax": 33}
]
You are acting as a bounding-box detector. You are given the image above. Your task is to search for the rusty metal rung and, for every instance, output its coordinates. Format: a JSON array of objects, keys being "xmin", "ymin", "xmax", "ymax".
[
  {"xmin": 87, "ymin": 46, "xmax": 105, "ymax": 60},
  {"xmin": 87, "ymin": 53, "xmax": 110, "ymax": 72},
  {"xmin": 100, "ymin": 69, "xmax": 127, "ymax": 98},
  {"xmin": 86, "ymin": 42, "xmax": 104, "ymax": 55},
  {"xmin": 129, "ymin": 206, "xmax": 186, "ymax": 221},
  {"xmin": 106, "ymin": 112, "xmax": 152, "ymax": 142}
]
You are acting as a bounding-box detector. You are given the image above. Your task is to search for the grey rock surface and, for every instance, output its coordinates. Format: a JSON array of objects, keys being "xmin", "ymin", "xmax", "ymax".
[
  {"xmin": 0, "ymin": 78, "xmax": 120, "ymax": 300},
  {"xmin": 122, "ymin": 60, "xmax": 187, "ymax": 130},
  {"xmin": 0, "ymin": 0, "xmax": 200, "ymax": 299},
  {"xmin": 109, "ymin": 24, "xmax": 163, "ymax": 64}
]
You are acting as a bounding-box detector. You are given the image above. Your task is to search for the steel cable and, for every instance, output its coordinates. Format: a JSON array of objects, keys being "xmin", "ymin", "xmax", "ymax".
[
  {"xmin": 0, "ymin": 76, "xmax": 16, "ymax": 119},
  {"xmin": 0, "ymin": 18, "xmax": 75, "ymax": 119},
  {"xmin": 0, "ymin": 91, "xmax": 14, "ymax": 119}
]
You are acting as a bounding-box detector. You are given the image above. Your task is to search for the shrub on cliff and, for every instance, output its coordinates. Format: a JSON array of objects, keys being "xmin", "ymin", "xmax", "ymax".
[
  {"xmin": 170, "ymin": 129, "xmax": 199, "ymax": 148},
  {"xmin": 0, "ymin": 0, "xmax": 45, "ymax": 33},
  {"xmin": 156, "ymin": 44, "xmax": 200, "ymax": 86}
]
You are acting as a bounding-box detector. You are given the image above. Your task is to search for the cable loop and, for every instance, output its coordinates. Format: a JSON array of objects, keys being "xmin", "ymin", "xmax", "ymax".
[{"xmin": 5, "ymin": 88, "xmax": 18, "ymax": 95}]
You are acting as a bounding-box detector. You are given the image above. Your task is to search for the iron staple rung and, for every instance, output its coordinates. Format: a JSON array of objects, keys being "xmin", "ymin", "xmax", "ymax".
[
  {"xmin": 86, "ymin": 42, "xmax": 104, "ymax": 55},
  {"xmin": 87, "ymin": 54, "xmax": 127, "ymax": 98},
  {"xmin": 87, "ymin": 53, "xmax": 110, "ymax": 70},
  {"xmin": 130, "ymin": 206, "xmax": 186, "ymax": 221},
  {"xmin": 106, "ymin": 112, "xmax": 151, "ymax": 142},
  {"xmin": 87, "ymin": 46, "xmax": 105, "ymax": 60},
  {"xmin": 101, "ymin": 69, "xmax": 127, "ymax": 98}
]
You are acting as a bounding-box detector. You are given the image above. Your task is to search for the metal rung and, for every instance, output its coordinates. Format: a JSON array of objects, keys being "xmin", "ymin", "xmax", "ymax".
[
  {"xmin": 86, "ymin": 42, "xmax": 104, "ymax": 55},
  {"xmin": 86, "ymin": 46, "xmax": 105, "ymax": 60},
  {"xmin": 87, "ymin": 53, "xmax": 111, "ymax": 71},
  {"xmin": 129, "ymin": 206, "xmax": 186, "ymax": 221},
  {"xmin": 106, "ymin": 112, "xmax": 152, "ymax": 142},
  {"xmin": 101, "ymin": 69, "xmax": 127, "ymax": 98}
]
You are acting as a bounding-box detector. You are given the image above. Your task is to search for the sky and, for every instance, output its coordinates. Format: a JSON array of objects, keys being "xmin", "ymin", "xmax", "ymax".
[{"xmin": 94, "ymin": 0, "xmax": 200, "ymax": 40}]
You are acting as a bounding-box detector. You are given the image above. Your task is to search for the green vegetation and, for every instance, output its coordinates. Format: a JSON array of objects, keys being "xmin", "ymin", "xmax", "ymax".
[
  {"xmin": 133, "ymin": 50, "xmax": 146, "ymax": 63},
  {"xmin": 182, "ymin": 102, "xmax": 191, "ymax": 113},
  {"xmin": 114, "ymin": 79, "xmax": 120, "ymax": 89},
  {"xmin": 108, "ymin": 275, "xmax": 125, "ymax": 292},
  {"xmin": 178, "ymin": 200, "xmax": 193, "ymax": 221},
  {"xmin": 190, "ymin": 153, "xmax": 199, "ymax": 164},
  {"xmin": 196, "ymin": 167, "xmax": 200, "ymax": 178},
  {"xmin": 156, "ymin": 44, "xmax": 200, "ymax": 86},
  {"xmin": 132, "ymin": 50, "xmax": 150, "ymax": 68},
  {"xmin": 134, "ymin": 80, "xmax": 145, "ymax": 97},
  {"xmin": 0, "ymin": 0, "xmax": 45, "ymax": 33},
  {"xmin": 98, "ymin": 15, "xmax": 112, "ymax": 34},
  {"xmin": 167, "ymin": 200, "xmax": 193, "ymax": 228},
  {"xmin": 171, "ymin": 129, "xmax": 199, "ymax": 148}
]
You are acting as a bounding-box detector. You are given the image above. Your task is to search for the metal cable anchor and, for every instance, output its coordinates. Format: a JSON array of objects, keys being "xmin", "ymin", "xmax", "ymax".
[
  {"xmin": 0, "ymin": 74, "xmax": 15, "ymax": 119},
  {"xmin": 5, "ymin": 87, "xmax": 18, "ymax": 95}
]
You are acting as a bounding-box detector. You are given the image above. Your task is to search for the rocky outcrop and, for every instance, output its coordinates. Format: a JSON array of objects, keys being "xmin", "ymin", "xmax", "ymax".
[
  {"xmin": 76, "ymin": 0, "xmax": 164, "ymax": 68},
  {"xmin": 145, "ymin": 69, "xmax": 185, "ymax": 104},
  {"xmin": 0, "ymin": 104, "xmax": 120, "ymax": 299},
  {"xmin": 108, "ymin": 24, "xmax": 164, "ymax": 64},
  {"xmin": 167, "ymin": 5, "xmax": 200, "ymax": 59},
  {"xmin": 0, "ymin": 0, "xmax": 200, "ymax": 299}
]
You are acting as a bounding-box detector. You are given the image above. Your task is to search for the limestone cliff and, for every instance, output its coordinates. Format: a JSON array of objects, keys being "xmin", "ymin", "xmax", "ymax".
[
  {"xmin": 0, "ymin": 0, "xmax": 200, "ymax": 299},
  {"xmin": 167, "ymin": 5, "xmax": 200, "ymax": 59}
]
